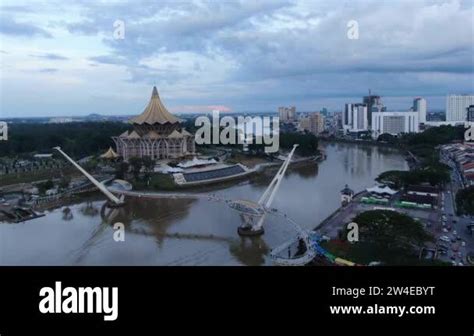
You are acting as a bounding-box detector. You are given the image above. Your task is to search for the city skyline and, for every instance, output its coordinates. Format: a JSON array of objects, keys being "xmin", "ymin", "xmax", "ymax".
[{"xmin": 1, "ymin": 0, "xmax": 473, "ymax": 117}]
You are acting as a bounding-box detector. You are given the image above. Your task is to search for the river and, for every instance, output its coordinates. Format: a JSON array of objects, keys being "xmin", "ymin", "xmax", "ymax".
[{"xmin": 0, "ymin": 142, "xmax": 408, "ymax": 266}]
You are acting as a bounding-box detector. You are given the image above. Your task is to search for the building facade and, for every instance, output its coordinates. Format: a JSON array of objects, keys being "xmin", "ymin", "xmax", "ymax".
[
  {"xmin": 343, "ymin": 103, "xmax": 368, "ymax": 133},
  {"xmin": 413, "ymin": 97, "xmax": 427, "ymax": 123},
  {"xmin": 278, "ymin": 106, "xmax": 296, "ymax": 122},
  {"xmin": 299, "ymin": 112, "xmax": 324, "ymax": 135},
  {"xmin": 371, "ymin": 111, "xmax": 419, "ymax": 138},
  {"xmin": 112, "ymin": 87, "xmax": 195, "ymax": 161},
  {"xmin": 467, "ymin": 105, "xmax": 474, "ymax": 122},
  {"xmin": 446, "ymin": 95, "xmax": 474, "ymax": 122},
  {"xmin": 363, "ymin": 95, "xmax": 385, "ymax": 127}
]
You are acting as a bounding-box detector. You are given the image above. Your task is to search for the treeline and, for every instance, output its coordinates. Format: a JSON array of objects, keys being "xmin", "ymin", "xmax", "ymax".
[
  {"xmin": 0, "ymin": 120, "xmax": 319, "ymax": 159},
  {"xmin": 378, "ymin": 125, "xmax": 464, "ymax": 163},
  {"xmin": 0, "ymin": 122, "xmax": 130, "ymax": 158},
  {"xmin": 246, "ymin": 132, "xmax": 319, "ymax": 156},
  {"xmin": 374, "ymin": 126, "xmax": 464, "ymax": 188},
  {"xmin": 376, "ymin": 165, "xmax": 450, "ymax": 188}
]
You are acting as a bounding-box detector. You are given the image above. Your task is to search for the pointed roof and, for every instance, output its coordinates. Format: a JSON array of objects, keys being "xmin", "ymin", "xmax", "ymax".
[
  {"xmin": 119, "ymin": 130, "xmax": 129, "ymax": 138},
  {"xmin": 100, "ymin": 147, "xmax": 118, "ymax": 159},
  {"xmin": 129, "ymin": 86, "xmax": 180, "ymax": 125},
  {"xmin": 341, "ymin": 184, "xmax": 354, "ymax": 195},
  {"xmin": 127, "ymin": 130, "xmax": 141, "ymax": 139},
  {"xmin": 168, "ymin": 130, "xmax": 183, "ymax": 138},
  {"xmin": 181, "ymin": 129, "xmax": 192, "ymax": 136}
]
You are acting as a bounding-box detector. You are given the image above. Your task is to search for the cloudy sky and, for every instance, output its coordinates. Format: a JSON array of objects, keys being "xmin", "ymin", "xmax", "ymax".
[{"xmin": 0, "ymin": 0, "xmax": 473, "ymax": 117}]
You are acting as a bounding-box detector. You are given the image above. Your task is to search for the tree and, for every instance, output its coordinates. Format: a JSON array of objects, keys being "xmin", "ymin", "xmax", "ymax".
[
  {"xmin": 279, "ymin": 132, "xmax": 318, "ymax": 156},
  {"xmin": 376, "ymin": 165, "xmax": 450, "ymax": 189},
  {"xmin": 376, "ymin": 170, "xmax": 406, "ymax": 189},
  {"xmin": 141, "ymin": 156, "xmax": 155, "ymax": 183},
  {"xmin": 58, "ymin": 176, "xmax": 71, "ymax": 190},
  {"xmin": 128, "ymin": 157, "xmax": 143, "ymax": 180},
  {"xmin": 377, "ymin": 133, "xmax": 397, "ymax": 145},
  {"xmin": 352, "ymin": 210, "xmax": 433, "ymax": 252},
  {"xmin": 115, "ymin": 161, "xmax": 129, "ymax": 179},
  {"xmin": 456, "ymin": 186, "xmax": 474, "ymax": 215},
  {"xmin": 38, "ymin": 180, "xmax": 55, "ymax": 194}
]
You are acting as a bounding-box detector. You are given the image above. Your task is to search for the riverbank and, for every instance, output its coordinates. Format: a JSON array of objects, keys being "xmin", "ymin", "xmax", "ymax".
[{"xmin": 319, "ymin": 137, "xmax": 397, "ymax": 148}]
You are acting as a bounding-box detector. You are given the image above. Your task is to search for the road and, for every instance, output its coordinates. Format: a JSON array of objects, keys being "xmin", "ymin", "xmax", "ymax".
[{"xmin": 438, "ymin": 152, "xmax": 473, "ymax": 265}]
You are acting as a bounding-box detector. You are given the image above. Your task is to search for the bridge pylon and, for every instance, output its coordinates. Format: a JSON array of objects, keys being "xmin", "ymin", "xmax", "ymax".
[
  {"xmin": 237, "ymin": 144, "xmax": 298, "ymax": 236},
  {"xmin": 53, "ymin": 146, "xmax": 125, "ymax": 207}
]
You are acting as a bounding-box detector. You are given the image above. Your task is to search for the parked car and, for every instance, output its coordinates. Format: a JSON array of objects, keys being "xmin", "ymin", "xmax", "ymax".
[{"xmin": 439, "ymin": 236, "xmax": 451, "ymax": 243}]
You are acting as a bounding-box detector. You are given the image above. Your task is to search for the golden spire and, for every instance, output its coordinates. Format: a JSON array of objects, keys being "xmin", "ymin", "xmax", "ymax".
[{"xmin": 129, "ymin": 86, "xmax": 180, "ymax": 125}]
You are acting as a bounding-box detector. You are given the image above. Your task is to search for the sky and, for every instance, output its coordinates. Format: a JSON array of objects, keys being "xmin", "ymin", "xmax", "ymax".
[{"xmin": 0, "ymin": 0, "xmax": 473, "ymax": 117}]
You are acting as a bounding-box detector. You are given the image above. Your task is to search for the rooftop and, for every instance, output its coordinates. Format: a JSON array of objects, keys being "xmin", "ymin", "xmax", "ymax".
[{"xmin": 129, "ymin": 86, "xmax": 180, "ymax": 125}]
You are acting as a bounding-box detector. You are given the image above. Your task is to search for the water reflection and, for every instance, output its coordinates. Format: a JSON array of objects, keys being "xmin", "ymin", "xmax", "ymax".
[
  {"xmin": 62, "ymin": 207, "xmax": 73, "ymax": 221},
  {"xmin": 229, "ymin": 237, "xmax": 269, "ymax": 266},
  {"xmin": 80, "ymin": 202, "xmax": 99, "ymax": 217}
]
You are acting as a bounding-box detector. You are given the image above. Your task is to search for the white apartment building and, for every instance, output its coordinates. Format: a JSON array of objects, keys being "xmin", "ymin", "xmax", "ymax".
[
  {"xmin": 413, "ymin": 98, "xmax": 427, "ymax": 123},
  {"xmin": 446, "ymin": 95, "xmax": 474, "ymax": 122},
  {"xmin": 372, "ymin": 111, "xmax": 419, "ymax": 139},
  {"xmin": 343, "ymin": 103, "xmax": 368, "ymax": 133}
]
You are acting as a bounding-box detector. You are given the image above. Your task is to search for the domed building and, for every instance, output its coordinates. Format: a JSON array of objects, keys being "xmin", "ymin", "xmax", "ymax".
[{"xmin": 112, "ymin": 87, "xmax": 195, "ymax": 161}]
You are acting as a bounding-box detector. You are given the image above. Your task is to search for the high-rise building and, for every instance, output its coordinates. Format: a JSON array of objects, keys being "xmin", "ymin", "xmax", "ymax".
[
  {"xmin": 278, "ymin": 106, "xmax": 296, "ymax": 122},
  {"xmin": 413, "ymin": 97, "xmax": 427, "ymax": 123},
  {"xmin": 288, "ymin": 106, "xmax": 296, "ymax": 121},
  {"xmin": 278, "ymin": 107, "xmax": 287, "ymax": 121},
  {"xmin": 467, "ymin": 105, "xmax": 474, "ymax": 122},
  {"xmin": 446, "ymin": 95, "xmax": 474, "ymax": 122},
  {"xmin": 371, "ymin": 111, "xmax": 419, "ymax": 139},
  {"xmin": 363, "ymin": 93, "xmax": 385, "ymax": 127},
  {"xmin": 299, "ymin": 112, "xmax": 324, "ymax": 135},
  {"xmin": 343, "ymin": 103, "xmax": 368, "ymax": 133}
]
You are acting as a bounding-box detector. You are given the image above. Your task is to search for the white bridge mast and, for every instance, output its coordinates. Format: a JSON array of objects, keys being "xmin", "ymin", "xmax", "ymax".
[
  {"xmin": 53, "ymin": 147, "xmax": 124, "ymax": 206},
  {"xmin": 236, "ymin": 144, "xmax": 298, "ymax": 236},
  {"xmin": 254, "ymin": 144, "xmax": 298, "ymax": 229}
]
